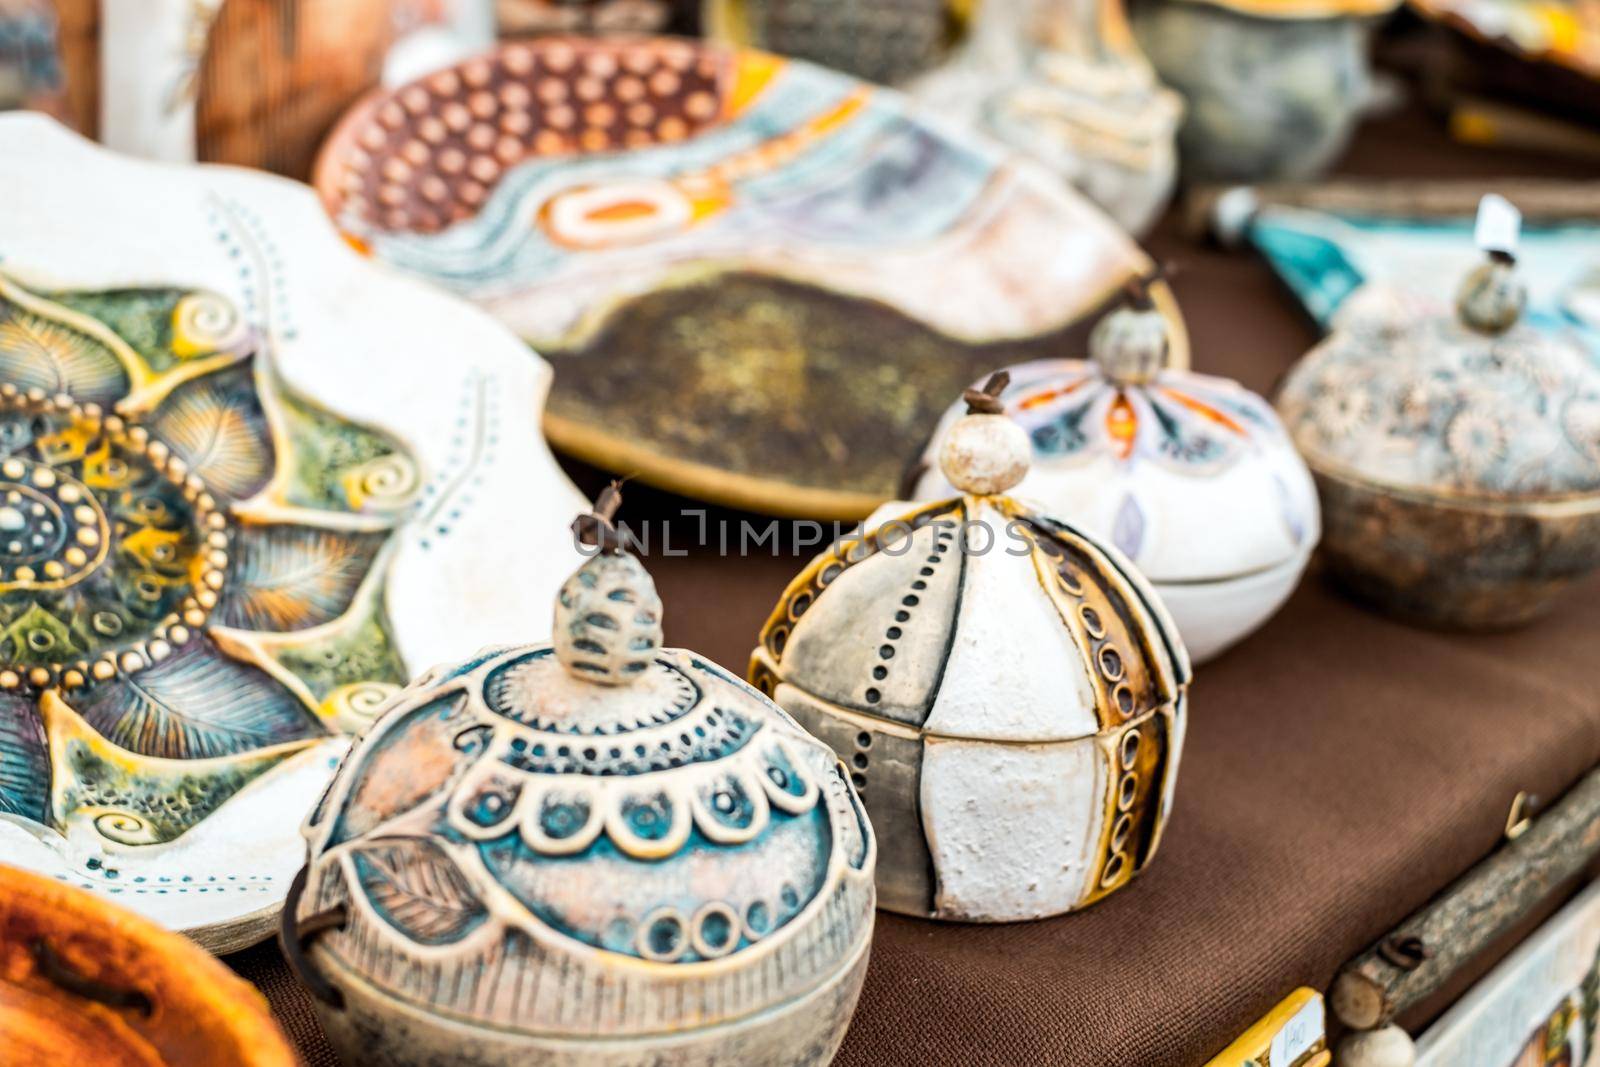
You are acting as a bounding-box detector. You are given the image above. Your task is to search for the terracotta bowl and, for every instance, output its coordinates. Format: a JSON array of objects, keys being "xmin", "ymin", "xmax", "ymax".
[{"xmin": 0, "ymin": 863, "xmax": 296, "ymax": 1067}]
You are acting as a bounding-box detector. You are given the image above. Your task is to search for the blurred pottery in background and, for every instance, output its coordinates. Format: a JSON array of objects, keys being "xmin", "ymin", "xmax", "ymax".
[
  {"xmin": 1408, "ymin": 0, "xmax": 1600, "ymax": 81},
  {"xmin": 0, "ymin": 116, "xmax": 583, "ymax": 951},
  {"xmin": 704, "ymin": 0, "xmax": 960, "ymax": 85},
  {"xmin": 912, "ymin": 0, "xmax": 1182, "ymax": 234},
  {"xmin": 1276, "ymin": 196, "xmax": 1600, "ymax": 628},
  {"xmin": 1131, "ymin": 0, "xmax": 1397, "ymax": 183},
  {"xmin": 500, "ymin": 0, "xmax": 689, "ymax": 38},
  {"xmin": 913, "ymin": 287, "xmax": 1319, "ymax": 663},
  {"xmin": 751, "ymin": 376, "xmax": 1190, "ymax": 921},
  {"xmin": 287, "ymin": 490, "xmax": 875, "ymax": 1066},
  {"xmin": 1209, "ymin": 178, "xmax": 1600, "ymax": 360},
  {"xmin": 89, "ymin": 0, "xmax": 396, "ymax": 176},
  {"xmin": 0, "ymin": 0, "xmax": 65, "ymax": 115},
  {"xmin": 0, "ymin": 863, "xmax": 296, "ymax": 1067},
  {"xmin": 315, "ymin": 35, "xmax": 1184, "ymax": 518}
]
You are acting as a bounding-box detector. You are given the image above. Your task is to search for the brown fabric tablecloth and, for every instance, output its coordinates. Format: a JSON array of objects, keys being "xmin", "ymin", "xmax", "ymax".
[{"xmin": 229, "ymin": 104, "xmax": 1600, "ymax": 1066}]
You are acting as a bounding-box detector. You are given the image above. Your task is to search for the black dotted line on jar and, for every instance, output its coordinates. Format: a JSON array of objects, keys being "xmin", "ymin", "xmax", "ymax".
[
  {"xmin": 863, "ymin": 523, "xmax": 955, "ymax": 708},
  {"xmin": 850, "ymin": 730, "xmax": 872, "ymax": 793}
]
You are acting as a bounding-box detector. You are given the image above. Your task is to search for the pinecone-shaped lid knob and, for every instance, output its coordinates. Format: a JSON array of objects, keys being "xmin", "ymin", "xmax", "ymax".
[
  {"xmin": 1090, "ymin": 279, "xmax": 1170, "ymax": 386},
  {"xmin": 554, "ymin": 483, "xmax": 662, "ymax": 685}
]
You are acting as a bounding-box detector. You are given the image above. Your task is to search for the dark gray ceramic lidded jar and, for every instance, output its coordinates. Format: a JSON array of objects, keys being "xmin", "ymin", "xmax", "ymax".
[{"xmin": 1276, "ymin": 194, "xmax": 1600, "ymax": 628}]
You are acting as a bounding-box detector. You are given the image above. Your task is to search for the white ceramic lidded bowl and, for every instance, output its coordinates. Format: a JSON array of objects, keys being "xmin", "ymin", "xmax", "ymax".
[
  {"xmin": 285, "ymin": 488, "xmax": 876, "ymax": 1067},
  {"xmin": 752, "ymin": 378, "xmax": 1191, "ymax": 922},
  {"xmin": 912, "ymin": 288, "xmax": 1320, "ymax": 663}
]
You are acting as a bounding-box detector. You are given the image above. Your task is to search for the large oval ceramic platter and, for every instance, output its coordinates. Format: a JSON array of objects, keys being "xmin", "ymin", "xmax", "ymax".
[
  {"xmin": 0, "ymin": 115, "xmax": 586, "ymax": 953},
  {"xmin": 315, "ymin": 36, "xmax": 1186, "ymax": 518}
]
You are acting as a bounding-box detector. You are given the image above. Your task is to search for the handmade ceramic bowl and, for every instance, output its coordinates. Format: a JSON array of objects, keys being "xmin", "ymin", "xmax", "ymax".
[
  {"xmin": 0, "ymin": 114, "xmax": 585, "ymax": 951},
  {"xmin": 314, "ymin": 34, "xmax": 1187, "ymax": 518},
  {"xmin": 1276, "ymin": 201, "xmax": 1600, "ymax": 627},
  {"xmin": 286, "ymin": 491, "xmax": 876, "ymax": 1066},
  {"xmin": 0, "ymin": 862, "xmax": 295, "ymax": 1067},
  {"xmin": 912, "ymin": 297, "xmax": 1320, "ymax": 663},
  {"xmin": 752, "ymin": 380, "xmax": 1190, "ymax": 922}
]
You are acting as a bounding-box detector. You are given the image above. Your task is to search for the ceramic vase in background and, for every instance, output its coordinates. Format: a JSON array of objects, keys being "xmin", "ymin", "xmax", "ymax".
[
  {"xmin": 913, "ymin": 0, "xmax": 1182, "ymax": 234},
  {"xmin": 1131, "ymin": 0, "xmax": 1395, "ymax": 183}
]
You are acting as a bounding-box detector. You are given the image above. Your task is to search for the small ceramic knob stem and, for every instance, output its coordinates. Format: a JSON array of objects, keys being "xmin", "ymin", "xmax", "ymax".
[
  {"xmin": 1455, "ymin": 251, "xmax": 1526, "ymax": 336},
  {"xmin": 1090, "ymin": 297, "xmax": 1169, "ymax": 387},
  {"xmin": 938, "ymin": 371, "xmax": 1032, "ymax": 496},
  {"xmin": 554, "ymin": 486, "xmax": 664, "ymax": 686}
]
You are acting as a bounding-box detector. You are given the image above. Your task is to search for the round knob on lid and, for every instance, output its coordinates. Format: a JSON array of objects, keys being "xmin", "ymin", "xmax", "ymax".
[
  {"xmin": 554, "ymin": 483, "xmax": 662, "ymax": 686},
  {"xmin": 1456, "ymin": 193, "xmax": 1527, "ymax": 336},
  {"xmin": 938, "ymin": 371, "xmax": 1031, "ymax": 496},
  {"xmin": 1090, "ymin": 278, "xmax": 1169, "ymax": 386}
]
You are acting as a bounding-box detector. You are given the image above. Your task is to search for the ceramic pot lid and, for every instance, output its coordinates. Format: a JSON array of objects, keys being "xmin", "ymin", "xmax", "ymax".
[
  {"xmin": 0, "ymin": 115, "xmax": 585, "ymax": 951},
  {"xmin": 313, "ymin": 35, "xmax": 1185, "ymax": 518},
  {"xmin": 914, "ymin": 292, "xmax": 1319, "ymax": 583},
  {"xmin": 758, "ymin": 375, "xmax": 1191, "ymax": 746},
  {"xmin": 289, "ymin": 489, "xmax": 875, "ymax": 1043},
  {"xmin": 1278, "ymin": 196, "xmax": 1600, "ymax": 502},
  {"xmin": 0, "ymin": 862, "xmax": 295, "ymax": 1067}
]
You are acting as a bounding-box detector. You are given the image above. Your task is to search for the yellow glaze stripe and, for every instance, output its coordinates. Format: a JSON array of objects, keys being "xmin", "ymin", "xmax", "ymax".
[{"xmin": 1205, "ymin": 987, "xmax": 1329, "ymax": 1067}]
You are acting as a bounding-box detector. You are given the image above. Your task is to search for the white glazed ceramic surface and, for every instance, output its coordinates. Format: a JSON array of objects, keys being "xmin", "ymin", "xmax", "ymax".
[
  {"xmin": 0, "ymin": 116, "xmax": 585, "ymax": 950},
  {"xmin": 914, "ymin": 358, "xmax": 1319, "ymax": 662},
  {"xmin": 752, "ymin": 492, "xmax": 1190, "ymax": 922}
]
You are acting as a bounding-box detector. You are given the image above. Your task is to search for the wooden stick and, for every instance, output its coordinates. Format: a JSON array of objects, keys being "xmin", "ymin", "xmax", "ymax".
[
  {"xmin": 1186, "ymin": 177, "xmax": 1600, "ymax": 243},
  {"xmin": 1329, "ymin": 764, "xmax": 1600, "ymax": 1031}
]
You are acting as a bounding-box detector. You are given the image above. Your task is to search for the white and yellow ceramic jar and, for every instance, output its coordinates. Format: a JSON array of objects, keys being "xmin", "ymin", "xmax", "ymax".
[{"xmin": 751, "ymin": 379, "xmax": 1190, "ymax": 922}]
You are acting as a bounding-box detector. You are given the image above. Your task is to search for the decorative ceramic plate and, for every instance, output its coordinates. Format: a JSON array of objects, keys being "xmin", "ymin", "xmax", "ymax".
[
  {"xmin": 314, "ymin": 36, "xmax": 1184, "ymax": 518},
  {"xmin": 0, "ymin": 115, "xmax": 585, "ymax": 953},
  {"xmin": 0, "ymin": 862, "xmax": 296, "ymax": 1066}
]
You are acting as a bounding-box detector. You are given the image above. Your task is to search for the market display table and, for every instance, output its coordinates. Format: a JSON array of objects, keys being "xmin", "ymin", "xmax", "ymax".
[{"xmin": 229, "ymin": 107, "xmax": 1600, "ymax": 1066}]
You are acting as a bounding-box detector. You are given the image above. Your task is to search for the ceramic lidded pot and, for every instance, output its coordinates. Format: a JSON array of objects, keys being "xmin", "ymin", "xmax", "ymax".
[
  {"xmin": 284, "ymin": 488, "xmax": 876, "ymax": 1067},
  {"xmin": 0, "ymin": 862, "xmax": 296, "ymax": 1067},
  {"xmin": 1276, "ymin": 195, "xmax": 1600, "ymax": 628},
  {"xmin": 912, "ymin": 285, "xmax": 1320, "ymax": 663},
  {"xmin": 1131, "ymin": 0, "xmax": 1399, "ymax": 183},
  {"xmin": 750, "ymin": 376, "xmax": 1190, "ymax": 922}
]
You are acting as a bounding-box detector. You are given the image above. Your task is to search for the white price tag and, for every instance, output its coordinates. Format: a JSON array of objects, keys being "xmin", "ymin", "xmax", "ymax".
[
  {"xmin": 1269, "ymin": 995, "xmax": 1324, "ymax": 1066},
  {"xmin": 1474, "ymin": 193, "xmax": 1522, "ymax": 256}
]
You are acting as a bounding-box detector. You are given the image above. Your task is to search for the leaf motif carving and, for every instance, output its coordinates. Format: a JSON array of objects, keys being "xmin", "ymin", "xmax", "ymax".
[
  {"xmin": 354, "ymin": 837, "xmax": 488, "ymax": 946},
  {"xmin": 71, "ymin": 637, "xmax": 322, "ymax": 759},
  {"xmin": 0, "ymin": 689, "xmax": 49, "ymax": 822},
  {"xmin": 218, "ymin": 524, "xmax": 388, "ymax": 632},
  {"xmin": 149, "ymin": 367, "xmax": 273, "ymax": 500},
  {"xmin": 0, "ymin": 308, "xmax": 128, "ymax": 406}
]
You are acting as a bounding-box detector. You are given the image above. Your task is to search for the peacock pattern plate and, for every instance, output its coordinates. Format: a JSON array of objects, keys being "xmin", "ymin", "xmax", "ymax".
[{"xmin": 0, "ymin": 115, "xmax": 584, "ymax": 952}]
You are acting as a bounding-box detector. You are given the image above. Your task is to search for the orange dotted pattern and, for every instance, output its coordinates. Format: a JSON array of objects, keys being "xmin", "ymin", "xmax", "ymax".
[{"xmin": 329, "ymin": 39, "xmax": 732, "ymax": 234}]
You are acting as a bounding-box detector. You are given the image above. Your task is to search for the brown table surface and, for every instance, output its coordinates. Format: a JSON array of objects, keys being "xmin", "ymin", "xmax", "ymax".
[{"xmin": 228, "ymin": 102, "xmax": 1600, "ymax": 1066}]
